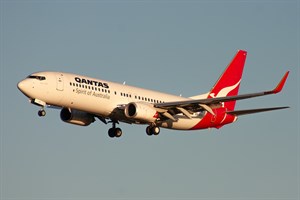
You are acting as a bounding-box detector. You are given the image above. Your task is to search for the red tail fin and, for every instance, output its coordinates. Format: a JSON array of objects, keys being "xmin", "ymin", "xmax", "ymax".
[{"xmin": 208, "ymin": 50, "xmax": 247, "ymax": 111}]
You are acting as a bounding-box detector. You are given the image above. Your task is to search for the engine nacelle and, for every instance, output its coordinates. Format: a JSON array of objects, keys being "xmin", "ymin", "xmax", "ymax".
[
  {"xmin": 124, "ymin": 102, "xmax": 158, "ymax": 123},
  {"xmin": 60, "ymin": 108, "xmax": 95, "ymax": 126}
]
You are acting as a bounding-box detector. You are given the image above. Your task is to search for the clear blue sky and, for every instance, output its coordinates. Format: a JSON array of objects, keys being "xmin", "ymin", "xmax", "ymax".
[{"xmin": 1, "ymin": 1, "xmax": 299, "ymax": 199}]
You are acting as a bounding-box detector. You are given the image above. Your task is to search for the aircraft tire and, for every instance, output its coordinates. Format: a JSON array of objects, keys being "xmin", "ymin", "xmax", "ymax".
[
  {"xmin": 38, "ymin": 109, "xmax": 46, "ymax": 117},
  {"xmin": 153, "ymin": 126, "xmax": 160, "ymax": 135},
  {"xmin": 115, "ymin": 128, "xmax": 122, "ymax": 138},
  {"xmin": 146, "ymin": 126, "xmax": 160, "ymax": 136},
  {"xmin": 146, "ymin": 126, "xmax": 153, "ymax": 136},
  {"xmin": 108, "ymin": 128, "xmax": 115, "ymax": 138}
]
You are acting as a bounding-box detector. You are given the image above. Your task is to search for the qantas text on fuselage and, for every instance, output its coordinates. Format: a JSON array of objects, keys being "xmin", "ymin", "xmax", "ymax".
[
  {"xmin": 74, "ymin": 77, "xmax": 109, "ymax": 89},
  {"xmin": 17, "ymin": 50, "xmax": 289, "ymax": 138}
]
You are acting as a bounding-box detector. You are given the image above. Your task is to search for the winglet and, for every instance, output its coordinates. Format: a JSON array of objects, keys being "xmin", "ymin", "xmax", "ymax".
[{"xmin": 267, "ymin": 71, "xmax": 289, "ymax": 94}]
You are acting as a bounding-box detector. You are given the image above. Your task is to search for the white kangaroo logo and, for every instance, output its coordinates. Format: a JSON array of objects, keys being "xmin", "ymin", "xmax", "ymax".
[{"xmin": 210, "ymin": 80, "xmax": 241, "ymax": 98}]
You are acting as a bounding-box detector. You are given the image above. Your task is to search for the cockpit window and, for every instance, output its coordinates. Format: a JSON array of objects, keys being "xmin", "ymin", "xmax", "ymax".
[{"xmin": 27, "ymin": 75, "xmax": 46, "ymax": 81}]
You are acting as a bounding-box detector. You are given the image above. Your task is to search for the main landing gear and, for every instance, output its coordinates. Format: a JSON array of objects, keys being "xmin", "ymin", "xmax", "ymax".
[
  {"xmin": 146, "ymin": 125, "xmax": 160, "ymax": 136},
  {"xmin": 107, "ymin": 122, "xmax": 160, "ymax": 138},
  {"xmin": 108, "ymin": 121, "xmax": 122, "ymax": 138}
]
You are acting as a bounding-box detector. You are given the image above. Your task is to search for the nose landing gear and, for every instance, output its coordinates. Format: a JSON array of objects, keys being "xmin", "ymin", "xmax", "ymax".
[
  {"xmin": 31, "ymin": 99, "xmax": 47, "ymax": 117},
  {"xmin": 38, "ymin": 109, "xmax": 46, "ymax": 117}
]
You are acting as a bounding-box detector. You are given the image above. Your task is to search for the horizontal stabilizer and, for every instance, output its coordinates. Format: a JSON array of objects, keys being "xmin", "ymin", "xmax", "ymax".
[{"xmin": 226, "ymin": 106, "xmax": 289, "ymax": 116}]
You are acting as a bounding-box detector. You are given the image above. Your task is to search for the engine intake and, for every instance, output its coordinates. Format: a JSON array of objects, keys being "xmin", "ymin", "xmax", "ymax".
[
  {"xmin": 125, "ymin": 102, "xmax": 158, "ymax": 123},
  {"xmin": 60, "ymin": 108, "xmax": 95, "ymax": 126}
]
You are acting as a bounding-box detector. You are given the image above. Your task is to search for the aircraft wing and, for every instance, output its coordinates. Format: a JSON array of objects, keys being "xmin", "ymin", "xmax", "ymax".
[{"xmin": 154, "ymin": 71, "xmax": 289, "ymax": 118}]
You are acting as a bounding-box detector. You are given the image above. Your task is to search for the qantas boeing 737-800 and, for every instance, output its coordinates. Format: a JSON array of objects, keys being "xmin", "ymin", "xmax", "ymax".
[{"xmin": 17, "ymin": 50, "xmax": 289, "ymax": 138}]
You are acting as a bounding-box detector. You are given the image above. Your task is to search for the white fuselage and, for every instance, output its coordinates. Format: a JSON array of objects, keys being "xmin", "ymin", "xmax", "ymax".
[{"xmin": 18, "ymin": 71, "xmax": 211, "ymax": 130}]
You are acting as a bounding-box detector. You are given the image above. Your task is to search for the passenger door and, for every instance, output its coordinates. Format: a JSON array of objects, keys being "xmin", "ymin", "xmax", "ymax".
[{"xmin": 56, "ymin": 74, "xmax": 64, "ymax": 91}]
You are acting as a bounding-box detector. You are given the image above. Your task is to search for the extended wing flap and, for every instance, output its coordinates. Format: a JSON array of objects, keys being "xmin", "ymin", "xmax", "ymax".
[
  {"xmin": 176, "ymin": 107, "xmax": 192, "ymax": 119},
  {"xmin": 162, "ymin": 112, "xmax": 178, "ymax": 121}
]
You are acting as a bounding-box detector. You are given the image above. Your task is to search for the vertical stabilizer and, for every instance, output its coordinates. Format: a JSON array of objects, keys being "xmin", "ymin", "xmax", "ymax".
[{"xmin": 208, "ymin": 50, "xmax": 247, "ymax": 111}]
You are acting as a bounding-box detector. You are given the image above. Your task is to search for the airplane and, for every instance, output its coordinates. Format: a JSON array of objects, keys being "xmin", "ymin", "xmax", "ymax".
[{"xmin": 17, "ymin": 50, "xmax": 289, "ymax": 138}]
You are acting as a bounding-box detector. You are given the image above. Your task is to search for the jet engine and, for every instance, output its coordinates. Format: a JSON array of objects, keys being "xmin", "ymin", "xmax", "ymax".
[
  {"xmin": 60, "ymin": 108, "xmax": 95, "ymax": 126},
  {"xmin": 124, "ymin": 102, "xmax": 158, "ymax": 123}
]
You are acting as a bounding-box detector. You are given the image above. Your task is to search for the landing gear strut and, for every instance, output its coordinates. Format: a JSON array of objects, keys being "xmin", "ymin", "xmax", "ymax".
[
  {"xmin": 32, "ymin": 99, "xmax": 47, "ymax": 117},
  {"xmin": 146, "ymin": 125, "xmax": 160, "ymax": 136},
  {"xmin": 108, "ymin": 121, "xmax": 122, "ymax": 138}
]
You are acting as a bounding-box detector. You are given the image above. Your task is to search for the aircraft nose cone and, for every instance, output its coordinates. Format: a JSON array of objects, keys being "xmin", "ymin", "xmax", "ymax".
[
  {"xmin": 17, "ymin": 80, "xmax": 25, "ymax": 92},
  {"xmin": 17, "ymin": 79, "xmax": 31, "ymax": 94}
]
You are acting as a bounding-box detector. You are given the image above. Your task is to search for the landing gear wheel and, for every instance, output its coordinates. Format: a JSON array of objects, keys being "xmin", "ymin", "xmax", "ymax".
[
  {"xmin": 146, "ymin": 126, "xmax": 160, "ymax": 136},
  {"xmin": 108, "ymin": 127, "xmax": 123, "ymax": 138},
  {"xmin": 115, "ymin": 128, "xmax": 122, "ymax": 138},
  {"xmin": 38, "ymin": 109, "xmax": 46, "ymax": 117},
  {"xmin": 153, "ymin": 126, "xmax": 160, "ymax": 135},
  {"xmin": 146, "ymin": 126, "xmax": 153, "ymax": 136},
  {"xmin": 108, "ymin": 128, "xmax": 115, "ymax": 138}
]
